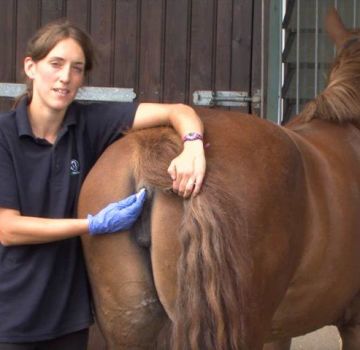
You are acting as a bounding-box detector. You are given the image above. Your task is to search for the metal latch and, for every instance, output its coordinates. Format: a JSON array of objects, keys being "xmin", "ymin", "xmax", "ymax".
[
  {"xmin": 0, "ymin": 83, "xmax": 136, "ymax": 102},
  {"xmin": 193, "ymin": 90, "xmax": 261, "ymax": 108}
]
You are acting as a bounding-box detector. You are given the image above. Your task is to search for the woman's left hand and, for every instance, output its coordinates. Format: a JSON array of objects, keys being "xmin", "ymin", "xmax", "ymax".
[{"xmin": 167, "ymin": 140, "xmax": 206, "ymax": 198}]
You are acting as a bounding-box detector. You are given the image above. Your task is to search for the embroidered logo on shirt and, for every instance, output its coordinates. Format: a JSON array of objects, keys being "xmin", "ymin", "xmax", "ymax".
[{"xmin": 70, "ymin": 159, "xmax": 80, "ymax": 175}]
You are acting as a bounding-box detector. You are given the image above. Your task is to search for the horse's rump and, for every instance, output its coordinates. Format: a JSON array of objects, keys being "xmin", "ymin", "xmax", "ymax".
[{"xmin": 80, "ymin": 109, "xmax": 314, "ymax": 349}]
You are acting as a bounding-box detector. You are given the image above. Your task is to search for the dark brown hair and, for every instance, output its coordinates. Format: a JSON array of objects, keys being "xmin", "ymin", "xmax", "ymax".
[{"xmin": 16, "ymin": 18, "xmax": 96, "ymax": 105}]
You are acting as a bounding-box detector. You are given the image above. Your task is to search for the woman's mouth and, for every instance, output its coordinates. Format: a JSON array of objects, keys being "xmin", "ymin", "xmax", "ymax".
[{"xmin": 53, "ymin": 88, "xmax": 70, "ymax": 97}]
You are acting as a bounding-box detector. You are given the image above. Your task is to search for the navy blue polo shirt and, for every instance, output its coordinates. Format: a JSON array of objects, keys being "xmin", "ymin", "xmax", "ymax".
[{"xmin": 0, "ymin": 97, "xmax": 137, "ymax": 342}]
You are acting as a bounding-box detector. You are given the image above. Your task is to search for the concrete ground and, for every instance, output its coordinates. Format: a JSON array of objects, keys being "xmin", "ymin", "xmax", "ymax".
[{"xmin": 291, "ymin": 326, "xmax": 341, "ymax": 350}]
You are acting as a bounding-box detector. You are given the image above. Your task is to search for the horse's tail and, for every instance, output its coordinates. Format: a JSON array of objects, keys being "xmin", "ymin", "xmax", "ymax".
[
  {"xmin": 172, "ymin": 175, "xmax": 252, "ymax": 350},
  {"xmin": 133, "ymin": 127, "xmax": 252, "ymax": 350}
]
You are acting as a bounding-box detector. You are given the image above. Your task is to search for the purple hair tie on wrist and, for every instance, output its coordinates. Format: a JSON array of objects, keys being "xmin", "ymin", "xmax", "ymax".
[{"xmin": 182, "ymin": 132, "xmax": 203, "ymax": 142}]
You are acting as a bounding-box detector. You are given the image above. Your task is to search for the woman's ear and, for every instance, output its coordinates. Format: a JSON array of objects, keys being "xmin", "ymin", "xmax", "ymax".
[
  {"xmin": 325, "ymin": 7, "xmax": 352, "ymax": 49},
  {"xmin": 24, "ymin": 57, "xmax": 36, "ymax": 80}
]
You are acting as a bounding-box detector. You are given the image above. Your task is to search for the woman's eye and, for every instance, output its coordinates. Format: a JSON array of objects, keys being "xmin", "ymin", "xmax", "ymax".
[
  {"xmin": 73, "ymin": 66, "xmax": 84, "ymax": 73},
  {"xmin": 50, "ymin": 61, "xmax": 61, "ymax": 68}
]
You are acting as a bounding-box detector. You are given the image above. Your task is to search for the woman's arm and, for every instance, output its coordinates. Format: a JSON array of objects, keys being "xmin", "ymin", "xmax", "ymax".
[
  {"xmin": 0, "ymin": 189, "xmax": 146, "ymax": 246},
  {"xmin": 133, "ymin": 103, "xmax": 206, "ymax": 197},
  {"xmin": 0, "ymin": 208, "xmax": 88, "ymax": 246},
  {"xmin": 133, "ymin": 103, "xmax": 203, "ymax": 134}
]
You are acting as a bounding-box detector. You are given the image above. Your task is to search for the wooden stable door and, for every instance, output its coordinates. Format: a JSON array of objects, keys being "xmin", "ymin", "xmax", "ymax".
[{"xmin": 0, "ymin": 0, "xmax": 262, "ymax": 115}]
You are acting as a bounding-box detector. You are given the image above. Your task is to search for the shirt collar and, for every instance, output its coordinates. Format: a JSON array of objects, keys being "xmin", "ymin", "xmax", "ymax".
[
  {"xmin": 15, "ymin": 97, "xmax": 33, "ymax": 137},
  {"xmin": 15, "ymin": 97, "xmax": 78, "ymax": 139}
]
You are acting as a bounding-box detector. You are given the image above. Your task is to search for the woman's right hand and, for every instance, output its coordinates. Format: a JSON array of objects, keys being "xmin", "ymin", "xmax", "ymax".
[
  {"xmin": 87, "ymin": 188, "xmax": 147, "ymax": 235},
  {"xmin": 167, "ymin": 140, "xmax": 206, "ymax": 198}
]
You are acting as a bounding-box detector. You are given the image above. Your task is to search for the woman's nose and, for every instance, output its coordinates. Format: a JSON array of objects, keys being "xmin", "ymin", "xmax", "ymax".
[{"xmin": 59, "ymin": 66, "xmax": 71, "ymax": 83}]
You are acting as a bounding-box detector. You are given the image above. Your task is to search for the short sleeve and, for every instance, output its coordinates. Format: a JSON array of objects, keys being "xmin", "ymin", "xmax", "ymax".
[
  {"xmin": 80, "ymin": 102, "xmax": 138, "ymax": 156},
  {"xmin": 0, "ymin": 135, "xmax": 19, "ymax": 210}
]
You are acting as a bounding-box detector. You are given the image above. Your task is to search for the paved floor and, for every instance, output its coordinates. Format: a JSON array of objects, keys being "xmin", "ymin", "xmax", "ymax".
[{"xmin": 291, "ymin": 326, "xmax": 341, "ymax": 350}]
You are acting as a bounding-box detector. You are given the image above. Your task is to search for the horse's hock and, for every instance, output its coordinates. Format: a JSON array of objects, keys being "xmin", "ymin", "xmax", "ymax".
[{"xmin": 290, "ymin": 327, "xmax": 341, "ymax": 349}]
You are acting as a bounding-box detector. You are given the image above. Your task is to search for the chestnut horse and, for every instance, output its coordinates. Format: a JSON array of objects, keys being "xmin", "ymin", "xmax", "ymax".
[{"xmin": 78, "ymin": 9, "xmax": 360, "ymax": 350}]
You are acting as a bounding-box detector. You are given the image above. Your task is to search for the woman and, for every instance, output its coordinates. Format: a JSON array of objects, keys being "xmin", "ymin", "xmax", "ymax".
[{"xmin": 0, "ymin": 20, "xmax": 205, "ymax": 350}]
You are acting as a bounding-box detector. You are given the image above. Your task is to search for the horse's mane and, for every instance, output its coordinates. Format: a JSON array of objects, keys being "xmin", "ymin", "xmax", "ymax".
[
  {"xmin": 289, "ymin": 35, "xmax": 360, "ymax": 126},
  {"xmin": 131, "ymin": 127, "xmax": 252, "ymax": 350}
]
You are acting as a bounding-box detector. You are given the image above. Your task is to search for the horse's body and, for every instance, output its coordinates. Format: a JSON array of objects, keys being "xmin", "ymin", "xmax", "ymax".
[
  {"xmin": 78, "ymin": 109, "xmax": 360, "ymax": 349},
  {"xmin": 78, "ymin": 10, "xmax": 360, "ymax": 349}
]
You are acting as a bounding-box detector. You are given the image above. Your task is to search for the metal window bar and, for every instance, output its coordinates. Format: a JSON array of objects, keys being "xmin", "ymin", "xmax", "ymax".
[
  {"xmin": 314, "ymin": 0, "xmax": 319, "ymax": 97},
  {"xmin": 354, "ymin": 0, "xmax": 357, "ymax": 28},
  {"xmin": 0, "ymin": 83, "xmax": 136, "ymax": 102},
  {"xmin": 261, "ymin": 0, "xmax": 265, "ymax": 119},
  {"xmin": 278, "ymin": 0, "xmax": 283, "ymax": 124},
  {"xmin": 265, "ymin": 0, "xmax": 283, "ymax": 124},
  {"xmin": 268, "ymin": 0, "xmax": 360, "ymax": 124},
  {"xmin": 333, "ymin": 0, "xmax": 338, "ymax": 57},
  {"xmin": 295, "ymin": 0, "xmax": 300, "ymax": 114}
]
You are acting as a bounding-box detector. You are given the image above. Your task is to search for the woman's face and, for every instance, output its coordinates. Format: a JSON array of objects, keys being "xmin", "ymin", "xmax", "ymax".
[{"xmin": 24, "ymin": 37, "xmax": 85, "ymax": 114}]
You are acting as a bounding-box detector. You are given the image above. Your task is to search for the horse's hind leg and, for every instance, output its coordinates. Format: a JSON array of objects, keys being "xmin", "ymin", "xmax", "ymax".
[
  {"xmin": 337, "ymin": 293, "xmax": 360, "ymax": 349},
  {"xmin": 338, "ymin": 325, "xmax": 360, "ymax": 349},
  {"xmin": 263, "ymin": 339, "xmax": 291, "ymax": 350},
  {"xmin": 147, "ymin": 192, "xmax": 182, "ymax": 318},
  {"xmin": 82, "ymin": 232, "xmax": 168, "ymax": 350},
  {"xmin": 78, "ymin": 140, "xmax": 169, "ymax": 349}
]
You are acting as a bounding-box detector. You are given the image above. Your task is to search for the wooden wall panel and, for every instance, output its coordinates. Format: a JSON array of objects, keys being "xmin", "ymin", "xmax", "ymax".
[
  {"xmin": 163, "ymin": 0, "xmax": 189, "ymax": 103},
  {"xmin": 114, "ymin": 0, "xmax": 139, "ymax": 89},
  {"xmin": 0, "ymin": 0, "xmax": 16, "ymax": 82},
  {"xmin": 0, "ymin": 0, "xmax": 260, "ymax": 112},
  {"xmin": 0, "ymin": 0, "xmax": 16, "ymax": 111},
  {"xmin": 0, "ymin": 99, "xmax": 14, "ymax": 113},
  {"xmin": 232, "ymin": 0, "xmax": 253, "ymax": 113},
  {"xmin": 0, "ymin": 0, "xmax": 16, "ymax": 81},
  {"xmin": 89, "ymin": 0, "xmax": 114, "ymax": 86},
  {"xmin": 16, "ymin": 0, "xmax": 40, "ymax": 82},
  {"xmin": 138, "ymin": 0, "xmax": 164, "ymax": 101},
  {"xmin": 215, "ymin": 0, "xmax": 233, "ymax": 91},
  {"xmin": 66, "ymin": 0, "xmax": 90, "ymax": 31},
  {"xmin": 251, "ymin": 0, "xmax": 263, "ymax": 116},
  {"xmin": 40, "ymin": 0, "xmax": 66, "ymax": 25},
  {"xmin": 189, "ymin": 0, "xmax": 215, "ymax": 97}
]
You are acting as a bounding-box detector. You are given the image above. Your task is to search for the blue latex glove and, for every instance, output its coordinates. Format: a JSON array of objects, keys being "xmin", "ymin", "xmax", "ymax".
[{"xmin": 88, "ymin": 188, "xmax": 147, "ymax": 235}]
